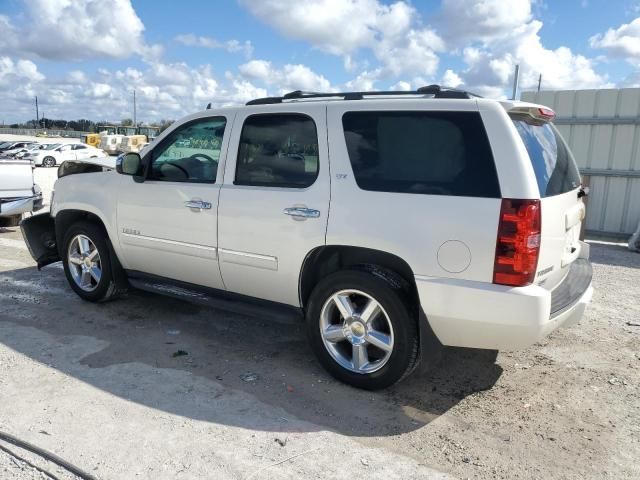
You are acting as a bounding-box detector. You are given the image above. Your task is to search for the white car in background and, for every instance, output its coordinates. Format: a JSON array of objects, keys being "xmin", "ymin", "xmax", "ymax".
[
  {"xmin": 0, "ymin": 141, "xmax": 35, "ymax": 156},
  {"xmin": 12, "ymin": 142, "xmax": 57, "ymax": 159},
  {"xmin": 26, "ymin": 143, "xmax": 109, "ymax": 167}
]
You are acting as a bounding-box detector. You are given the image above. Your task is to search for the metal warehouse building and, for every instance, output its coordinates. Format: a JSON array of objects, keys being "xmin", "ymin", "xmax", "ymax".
[{"xmin": 522, "ymin": 88, "xmax": 640, "ymax": 238}]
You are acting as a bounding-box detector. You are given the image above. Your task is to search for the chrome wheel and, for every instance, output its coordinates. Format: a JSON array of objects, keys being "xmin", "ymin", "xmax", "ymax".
[
  {"xmin": 67, "ymin": 234, "xmax": 102, "ymax": 292},
  {"xmin": 319, "ymin": 289, "xmax": 394, "ymax": 374},
  {"xmin": 43, "ymin": 157, "xmax": 55, "ymax": 167}
]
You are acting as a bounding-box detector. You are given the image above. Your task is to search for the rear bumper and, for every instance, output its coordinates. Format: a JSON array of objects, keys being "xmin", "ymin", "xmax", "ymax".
[
  {"xmin": 416, "ymin": 256, "xmax": 593, "ymax": 350},
  {"xmin": 0, "ymin": 192, "xmax": 42, "ymax": 217}
]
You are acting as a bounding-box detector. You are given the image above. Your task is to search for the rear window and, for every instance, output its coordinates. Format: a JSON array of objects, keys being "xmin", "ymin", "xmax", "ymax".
[
  {"xmin": 342, "ymin": 111, "xmax": 500, "ymax": 198},
  {"xmin": 512, "ymin": 117, "xmax": 581, "ymax": 197}
]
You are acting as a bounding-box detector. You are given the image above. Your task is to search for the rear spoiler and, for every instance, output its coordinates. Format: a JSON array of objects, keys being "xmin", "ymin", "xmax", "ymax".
[
  {"xmin": 508, "ymin": 106, "xmax": 556, "ymax": 124},
  {"xmin": 57, "ymin": 160, "xmax": 111, "ymax": 179}
]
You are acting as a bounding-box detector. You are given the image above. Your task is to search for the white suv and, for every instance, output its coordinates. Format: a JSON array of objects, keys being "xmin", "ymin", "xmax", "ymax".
[{"xmin": 21, "ymin": 86, "xmax": 593, "ymax": 389}]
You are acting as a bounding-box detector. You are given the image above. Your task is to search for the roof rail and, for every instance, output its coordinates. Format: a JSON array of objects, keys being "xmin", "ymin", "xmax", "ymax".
[{"xmin": 245, "ymin": 85, "xmax": 480, "ymax": 105}]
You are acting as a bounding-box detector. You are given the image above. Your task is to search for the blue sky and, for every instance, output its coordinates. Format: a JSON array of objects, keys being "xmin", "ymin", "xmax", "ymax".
[{"xmin": 1, "ymin": 0, "xmax": 640, "ymax": 124}]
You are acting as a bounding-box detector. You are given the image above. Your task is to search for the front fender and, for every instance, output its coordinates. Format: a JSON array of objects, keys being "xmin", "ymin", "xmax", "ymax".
[{"xmin": 52, "ymin": 171, "xmax": 126, "ymax": 267}]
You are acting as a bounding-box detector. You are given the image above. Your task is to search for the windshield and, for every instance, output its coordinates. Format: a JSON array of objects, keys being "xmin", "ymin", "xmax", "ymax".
[
  {"xmin": 43, "ymin": 143, "xmax": 61, "ymax": 150},
  {"xmin": 511, "ymin": 116, "xmax": 581, "ymax": 197}
]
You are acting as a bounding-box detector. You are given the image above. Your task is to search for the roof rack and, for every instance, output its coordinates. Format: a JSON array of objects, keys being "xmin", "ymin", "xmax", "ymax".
[{"xmin": 245, "ymin": 84, "xmax": 480, "ymax": 105}]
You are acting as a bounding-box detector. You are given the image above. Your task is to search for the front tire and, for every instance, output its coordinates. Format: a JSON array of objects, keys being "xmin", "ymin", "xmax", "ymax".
[
  {"xmin": 306, "ymin": 269, "xmax": 419, "ymax": 390},
  {"xmin": 42, "ymin": 156, "xmax": 56, "ymax": 167},
  {"xmin": 62, "ymin": 222, "xmax": 121, "ymax": 302}
]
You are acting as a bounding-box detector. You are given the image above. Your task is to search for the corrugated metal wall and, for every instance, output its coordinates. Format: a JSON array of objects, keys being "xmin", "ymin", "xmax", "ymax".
[{"xmin": 522, "ymin": 88, "xmax": 640, "ymax": 237}]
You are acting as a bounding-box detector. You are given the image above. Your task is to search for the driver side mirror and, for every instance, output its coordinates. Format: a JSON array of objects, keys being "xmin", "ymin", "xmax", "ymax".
[{"xmin": 116, "ymin": 152, "xmax": 145, "ymax": 182}]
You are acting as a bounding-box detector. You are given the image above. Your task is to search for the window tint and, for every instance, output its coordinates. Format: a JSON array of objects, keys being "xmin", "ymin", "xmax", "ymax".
[
  {"xmin": 342, "ymin": 111, "xmax": 500, "ymax": 198},
  {"xmin": 511, "ymin": 117, "xmax": 581, "ymax": 197},
  {"xmin": 73, "ymin": 144, "xmax": 87, "ymax": 150},
  {"xmin": 149, "ymin": 117, "xmax": 226, "ymax": 183},
  {"xmin": 235, "ymin": 114, "xmax": 319, "ymax": 188}
]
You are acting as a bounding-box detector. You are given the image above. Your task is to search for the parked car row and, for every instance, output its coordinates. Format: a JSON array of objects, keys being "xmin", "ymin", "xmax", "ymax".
[
  {"xmin": 0, "ymin": 139, "xmax": 114, "ymax": 225},
  {"xmin": 0, "ymin": 140, "xmax": 112, "ymax": 168}
]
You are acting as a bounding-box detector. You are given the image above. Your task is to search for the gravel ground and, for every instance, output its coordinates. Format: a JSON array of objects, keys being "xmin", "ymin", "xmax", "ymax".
[{"xmin": 0, "ymin": 179, "xmax": 638, "ymax": 478}]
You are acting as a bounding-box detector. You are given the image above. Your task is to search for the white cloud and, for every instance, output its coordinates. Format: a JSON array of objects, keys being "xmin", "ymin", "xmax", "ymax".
[
  {"xmin": 66, "ymin": 70, "xmax": 88, "ymax": 85},
  {"xmin": 344, "ymin": 69, "xmax": 382, "ymax": 90},
  {"xmin": 376, "ymin": 28, "xmax": 443, "ymax": 77},
  {"xmin": 91, "ymin": 83, "xmax": 112, "ymax": 98},
  {"xmin": 0, "ymin": 0, "xmax": 147, "ymax": 60},
  {"xmin": 240, "ymin": 0, "xmax": 396, "ymax": 55},
  {"xmin": 435, "ymin": 1, "xmax": 608, "ymax": 95},
  {"xmin": 590, "ymin": 17, "xmax": 640, "ymax": 63},
  {"xmin": 390, "ymin": 80, "xmax": 411, "ymax": 91},
  {"xmin": 0, "ymin": 55, "xmax": 270, "ymax": 123},
  {"xmin": 437, "ymin": 0, "xmax": 533, "ymax": 45},
  {"xmin": 240, "ymin": 0, "xmax": 443, "ymax": 79},
  {"xmin": 0, "ymin": 57, "xmax": 45, "ymax": 85},
  {"xmin": 441, "ymin": 69, "xmax": 463, "ymax": 88},
  {"xmin": 239, "ymin": 60, "xmax": 333, "ymax": 92},
  {"xmin": 175, "ymin": 34, "xmax": 254, "ymax": 58}
]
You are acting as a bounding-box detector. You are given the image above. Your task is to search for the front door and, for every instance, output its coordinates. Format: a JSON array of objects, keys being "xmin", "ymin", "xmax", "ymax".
[
  {"xmin": 218, "ymin": 106, "xmax": 330, "ymax": 306},
  {"xmin": 116, "ymin": 115, "xmax": 230, "ymax": 289}
]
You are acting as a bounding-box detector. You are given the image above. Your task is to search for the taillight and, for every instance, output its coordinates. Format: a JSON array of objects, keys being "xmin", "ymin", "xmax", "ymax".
[{"xmin": 493, "ymin": 199, "xmax": 541, "ymax": 287}]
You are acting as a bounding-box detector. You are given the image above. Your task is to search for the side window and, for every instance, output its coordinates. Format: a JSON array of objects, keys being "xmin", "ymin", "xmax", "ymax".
[
  {"xmin": 73, "ymin": 144, "xmax": 87, "ymax": 150},
  {"xmin": 235, "ymin": 114, "xmax": 319, "ymax": 188},
  {"xmin": 342, "ymin": 111, "xmax": 500, "ymax": 198},
  {"xmin": 149, "ymin": 117, "xmax": 226, "ymax": 183}
]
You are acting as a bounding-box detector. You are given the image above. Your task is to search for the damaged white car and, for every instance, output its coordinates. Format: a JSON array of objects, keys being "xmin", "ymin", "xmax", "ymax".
[{"xmin": 0, "ymin": 157, "xmax": 43, "ymax": 226}]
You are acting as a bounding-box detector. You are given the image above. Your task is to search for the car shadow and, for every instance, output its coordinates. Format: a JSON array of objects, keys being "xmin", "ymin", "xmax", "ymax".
[{"xmin": 0, "ymin": 264, "xmax": 502, "ymax": 437}]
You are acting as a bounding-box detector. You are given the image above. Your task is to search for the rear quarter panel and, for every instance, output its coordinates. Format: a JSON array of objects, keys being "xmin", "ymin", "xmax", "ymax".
[{"xmin": 326, "ymin": 100, "xmax": 504, "ymax": 282}]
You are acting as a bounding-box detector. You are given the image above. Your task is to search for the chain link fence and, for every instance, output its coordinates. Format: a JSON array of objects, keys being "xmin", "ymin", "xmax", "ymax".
[{"xmin": 0, "ymin": 128, "xmax": 89, "ymax": 138}]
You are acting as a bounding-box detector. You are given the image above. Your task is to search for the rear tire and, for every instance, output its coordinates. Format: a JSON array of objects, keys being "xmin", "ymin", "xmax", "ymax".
[
  {"xmin": 43, "ymin": 156, "xmax": 56, "ymax": 167},
  {"xmin": 61, "ymin": 222, "xmax": 123, "ymax": 302},
  {"xmin": 306, "ymin": 269, "xmax": 419, "ymax": 390}
]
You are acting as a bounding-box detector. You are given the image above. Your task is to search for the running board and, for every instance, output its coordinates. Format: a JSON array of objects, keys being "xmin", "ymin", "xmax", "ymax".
[{"xmin": 126, "ymin": 271, "xmax": 303, "ymax": 323}]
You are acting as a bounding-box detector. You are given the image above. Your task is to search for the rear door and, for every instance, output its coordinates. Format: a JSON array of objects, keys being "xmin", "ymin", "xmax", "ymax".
[
  {"xmin": 511, "ymin": 116, "xmax": 585, "ymax": 288},
  {"xmin": 56, "ymin": 144, "xmax": 77, "ymax": 163},
  {"xmin": 217, "ymin": 105, "xmax": 330, "ymax": 306},
  {"xmin": 72, "ymin": 144, "xmax": 91, "ymax": 159}
]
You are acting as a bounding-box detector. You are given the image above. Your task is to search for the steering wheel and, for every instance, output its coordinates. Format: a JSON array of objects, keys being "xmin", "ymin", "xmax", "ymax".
[
  {"xmin": 164, "ymin": 161, "xmax": 189, "ymax": 178},
  {"xmin": 188, "ymin": 153, "xmax": 215, "ymax": 163}
]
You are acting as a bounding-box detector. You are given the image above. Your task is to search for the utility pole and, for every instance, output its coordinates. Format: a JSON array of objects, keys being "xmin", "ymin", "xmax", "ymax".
[
  {"xmin": 511, "ymin": 64, "xmax": 520, "ymax": 100},
  {"xmin": 133, "ymin": 89, "xmax": 137, "ymax": 127},
  {"xmin": 35, "ymin": 96, "xmax": 39, "ymax": 130},
  {"xmin": 537, "ymin": 74, "xmax": 542, "ymax": 92}
]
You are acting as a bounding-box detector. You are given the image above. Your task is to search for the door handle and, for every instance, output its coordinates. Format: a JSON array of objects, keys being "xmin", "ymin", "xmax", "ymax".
[
  {"xmin": 283, "ymin": 207, "xmax": 320, "ymax": 218},
  {"xmin": 185, "ymin": 200, "xmax": 212, "ymax": 210}
]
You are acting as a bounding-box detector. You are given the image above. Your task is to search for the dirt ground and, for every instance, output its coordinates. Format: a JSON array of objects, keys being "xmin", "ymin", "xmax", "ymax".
[{"xmin": 0, "ymin": 194, "xmax": 638, "ymax": 478}]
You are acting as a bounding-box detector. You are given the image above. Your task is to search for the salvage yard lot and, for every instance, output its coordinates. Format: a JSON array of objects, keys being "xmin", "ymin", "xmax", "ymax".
[{"xmin": 0, "ymin": 222, "xmax": 639, "ymax": 478}]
